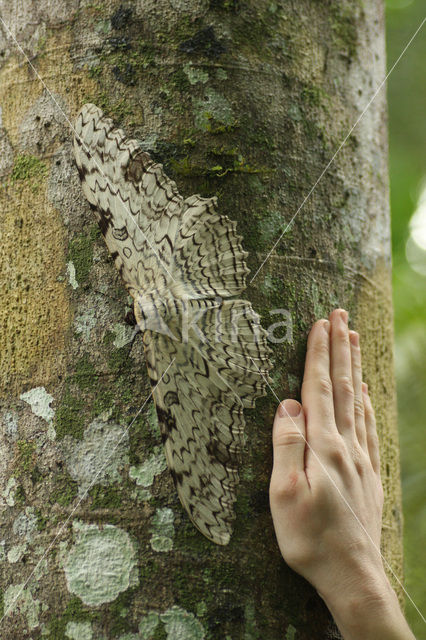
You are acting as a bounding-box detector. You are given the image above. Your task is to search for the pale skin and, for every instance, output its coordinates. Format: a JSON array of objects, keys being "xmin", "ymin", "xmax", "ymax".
[{"xmin": 270, "ymin": 309, "xmax": 416, "ymax": 640}]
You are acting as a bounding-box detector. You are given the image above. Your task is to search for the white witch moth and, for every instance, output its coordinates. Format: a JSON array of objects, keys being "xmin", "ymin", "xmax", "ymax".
[{"xmin": 73, "ymin": 104, "xmax": 272, "ymax": 544}]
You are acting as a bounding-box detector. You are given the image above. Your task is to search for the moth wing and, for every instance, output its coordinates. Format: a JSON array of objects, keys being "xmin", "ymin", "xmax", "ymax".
[
  {"xmin": 73, "ymin": 103, "xmax": 183, "ymax": 296},
  {"xmin": 173, "ymin": 194, "xmax": 250, "ymax": 299},
  {"xmin": 142, "ymin": 298, "xmax": 271, "ymax": 545}
]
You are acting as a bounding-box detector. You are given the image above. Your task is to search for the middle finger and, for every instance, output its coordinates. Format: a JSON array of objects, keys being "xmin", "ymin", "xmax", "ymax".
[{"xmin": 330, "ymin": 309, "xmax": 355, "ymax": 440}]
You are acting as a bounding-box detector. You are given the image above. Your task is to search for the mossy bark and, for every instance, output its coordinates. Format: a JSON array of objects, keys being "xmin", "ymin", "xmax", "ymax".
[{"xmin": 0, "ymin": 1, "xmax": 402, "ymax": 638}]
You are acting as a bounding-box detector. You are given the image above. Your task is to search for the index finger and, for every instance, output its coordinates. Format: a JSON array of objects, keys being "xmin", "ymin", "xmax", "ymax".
[{"xmin": 301, "ymin": 319, "xmax": 335, "ymax": 430}]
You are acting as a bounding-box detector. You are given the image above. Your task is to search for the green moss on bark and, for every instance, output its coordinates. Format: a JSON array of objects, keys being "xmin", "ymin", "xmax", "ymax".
[
  {"xmin": 88, "ymin": 485, "xmax": 124, "ymax": 509},
  {"xmin": 67, "ymin": 226, "xmax": 100, "ymax": 286},
  {"xmin": 0, "ymin": 2, "xmax": 399, "ymax": 638},
  {"xmin": 14, "ymin": 440, "xmax": 37, "ymax": 477},
  {"xmin": 49, "ymin": 471, "xmax": 78, "ymax": 507},
  {"xmin": 55, "ymin": 389, "xmax": 86, "ymax": 439},
  {"xmin": 10, "ymin": 154, "xmax": 48, "ymax": 192},
  {"xmin": 329, "ymin": 3, "xmax": 361, "ymax": 61},
  {"xmin": 74, "ymin": 354, "xmax": 98, "ymax": 391},
  {"xmin": 45, "ymin": 596, "xmax": 97, "ymax": 640}
]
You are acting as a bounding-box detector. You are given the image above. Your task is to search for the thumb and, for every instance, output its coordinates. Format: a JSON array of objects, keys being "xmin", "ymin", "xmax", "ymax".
[{"xmin": 272, "ymin": 399, "xmax": 306, "ymax": 474}]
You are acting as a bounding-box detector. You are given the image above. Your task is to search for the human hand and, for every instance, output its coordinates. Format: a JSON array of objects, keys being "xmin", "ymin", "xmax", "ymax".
[{"xmin": 269, "ymin": 309, "xmax": 415, "ymax": 640}]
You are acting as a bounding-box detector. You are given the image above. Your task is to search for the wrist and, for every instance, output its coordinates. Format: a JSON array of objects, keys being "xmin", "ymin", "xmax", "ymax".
[{"xmin": 319, "ymin": 572, "xmax": 415, "ymax": 640}]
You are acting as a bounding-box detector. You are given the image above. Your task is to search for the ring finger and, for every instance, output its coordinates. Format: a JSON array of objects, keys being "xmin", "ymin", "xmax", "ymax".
[{"xmin": 349, "ymin": 330, "xmax": 367, "ymax": 450}]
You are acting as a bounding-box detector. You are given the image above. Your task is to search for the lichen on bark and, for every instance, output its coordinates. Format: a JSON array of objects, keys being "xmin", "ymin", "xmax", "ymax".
[{"xmin": 0, "ymin": 1, "xmax": 402, "ymax": 638}]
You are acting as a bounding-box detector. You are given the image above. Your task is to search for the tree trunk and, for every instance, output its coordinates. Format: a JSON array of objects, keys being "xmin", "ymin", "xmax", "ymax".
[{"xmin": 0, "ymin": 1, "xmax": 403, "ymax": 638}]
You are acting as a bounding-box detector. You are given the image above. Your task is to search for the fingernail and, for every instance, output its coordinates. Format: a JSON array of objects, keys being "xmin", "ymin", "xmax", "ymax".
[
  {"xmin": 323, "ymin": 320, "xmax": 330, "ymax": 334},
  {"xmin": 349, "ymin": 331, "xmax": 359, "ymax": 347},
  {"xmin": 362, "ymin": 382, "xmax": 368, "ymax": 394},
  {"xmin": 278, "ymin": 399, "xmax": 301, "ymax": 418},
  {"xmin": 340, "ymin": 310, "xmax": 348, "ymax": 324}
]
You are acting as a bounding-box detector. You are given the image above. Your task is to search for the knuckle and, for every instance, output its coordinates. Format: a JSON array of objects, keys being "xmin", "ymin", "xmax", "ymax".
[
  {"xmin": 338, "ymin": 410, "xmax": 355, "ymax": 431},
  {"xmin": 302, "ymin": 376, "xmax": 333, "ymax": 399},
  {"xmin": 334, "ymin": 324, "xmax": 348, "ymax": 341},
  {"xmin": 312, "ymin": 318, "xmax": 327, "ymax": 330},
  {"xmin": 352, "ymin": 361, "xmax": 363, "ymax": 379},
  {"xmin": 316, "ymin": 376, "xmax": 333, "ymax": 397},
  {"xmin": 363, "ymin": 397, "xmax": 372, "ymax": 413},
  {"xmin": 285, "ymin": 543, "xmax": 314, "ymax": 571},
  {"xmin": 352, "ymin": 355, "xmax": 362, "ymax": 369},
  {"xmin": 364, "ymin": 394, "xmax": 376, "ymax": 414},
  {"xmin": 308, "ymin": 338, "xmax": 329, "ymax": 357},
  {"xmin": 351, "ymin": 337, "xmax": 361, "ymax": 351},
  {"xmin": 327, "ymin": 440, "xmax": 349, "ymax": 468},
  {"xmin": 365, "ymin": 403, "xmax": 376, "ymax": 422},
  {"xmin": 270, "ymin": 472, "xmax": 300, "ymax": 502},
  {"xmin": 354, "ymin": 397, "xmax": 365, "ymax": 419},
  {"xmin": 335, "ymin": 375, "xmax": 354, "ymax": 397},
  {"xmin": 351, "ymin": 445, "xmax": 369, "ymax": 475},
  {"xmin": 275, "ymin": 431, "xmax": 306, "ymax": 448}
]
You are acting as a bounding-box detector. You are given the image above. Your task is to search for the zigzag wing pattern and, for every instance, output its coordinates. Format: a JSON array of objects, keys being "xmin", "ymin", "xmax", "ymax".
[
  {"xmin": 173, "ymin": 194, "xmax": 250, "ymax": 298},
  {"xmin": 73, "ymin": 103, "xmax": 182, "ymax": 297},
  {"xmin": 73, "ymin": 104, "xmax": 272, "ymax": 545},
  {"xmin": 142, "ymin": 298, "xmax": 270, "ymax": 544}
]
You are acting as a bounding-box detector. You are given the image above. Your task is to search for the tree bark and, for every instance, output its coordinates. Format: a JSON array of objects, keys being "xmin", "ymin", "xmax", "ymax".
[{"xmin": 0, "ymin": 1, "xmax": 403, "ymax": 638}]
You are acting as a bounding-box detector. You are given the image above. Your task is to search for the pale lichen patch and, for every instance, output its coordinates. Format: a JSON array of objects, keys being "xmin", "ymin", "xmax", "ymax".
[
  {"xmin": 192, "ymin": 88, "xmax": 234, "ymax": 131},
  {"xmin": 3, "ymin": 583, "xmax": 40, "ymax": 630},
  {"xmin": 32, "ymin": 550, "xmax": 49, "ymax": 581},
  {"xmin": 74, "ymin": 308, "xmax": 97, "ymax": 341},
  {"xmin": 139, "ymin": 132, "xmax": 159, "ymax": 154},
  {"xmin": 3, "ymin": 411, "xmax": 18, "ymax": 440},
  {"xmin": 7, "ymin": 543, "xmax": 27, "ymax": 563},
  {"xmin": 138, "ymin": 612, "xmax": 160, "ymax": 638},
  {"xmin": 67, "ymin": 261, "xmax": 79, "ymax": 289},
  {"xmin": 160, "ymin": 606, "xmax": 205, "ymax": 640},
  {"xmin": 183, "ymin": 63, "xmax": 209, "ymax": 85},
  {"xmin": 65, "ymin": 620, "xmax": 93, "ymax": 640},
  {"xmin": 73, "ymin": 292, "xmax": 111, "ymax": 343},
  {"xmin": 112, "ymin": 323, "xmax": 136, "ymax": 348},
  {"xmin": 2, "ymin": 477, "xmax": 17, "ymax": 507},
  {"xmin": 12, "ymin": 506, "xmax": 37, "ymax": 541},
  {"xmin": 150, "ymin": 507, "xmax": 175, "ymax": 553},
  {"xmin": 20, "ymin": 387, "xmax": 55, "ymax": 423},
  {"xmin": 57, "ymin": 540, "xmax": 70, "ymax": 568},
  {"xmin": 96, "ymin": 19, "xmax": 112, "ymax": 35},
  {"xmin": 285, "ymin": 624, "xmax": 297, "ymax": 640},
  {"xmin": 64, "ymin": 521, "xmax": 138, "ymax": 606},
  {"xmin": 129, "ymin": 448, "xmax": 167, "ymax": 488},
  {"xmin": 61, "ymin": 418, "xmax": 129, "ymax": 497},
  {"xmin": 20, "ymin": 387, "xmax": 56, "ymax": 440},
  {"xmin": 131, "ymin": 487, "xmax": 152, "ymax": 502}
]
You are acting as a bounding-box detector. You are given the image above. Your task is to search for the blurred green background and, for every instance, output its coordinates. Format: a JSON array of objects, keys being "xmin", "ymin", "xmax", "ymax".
[{"xmin": 386, "ymin": 0, "xmax": 426, "ymax": 635}]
